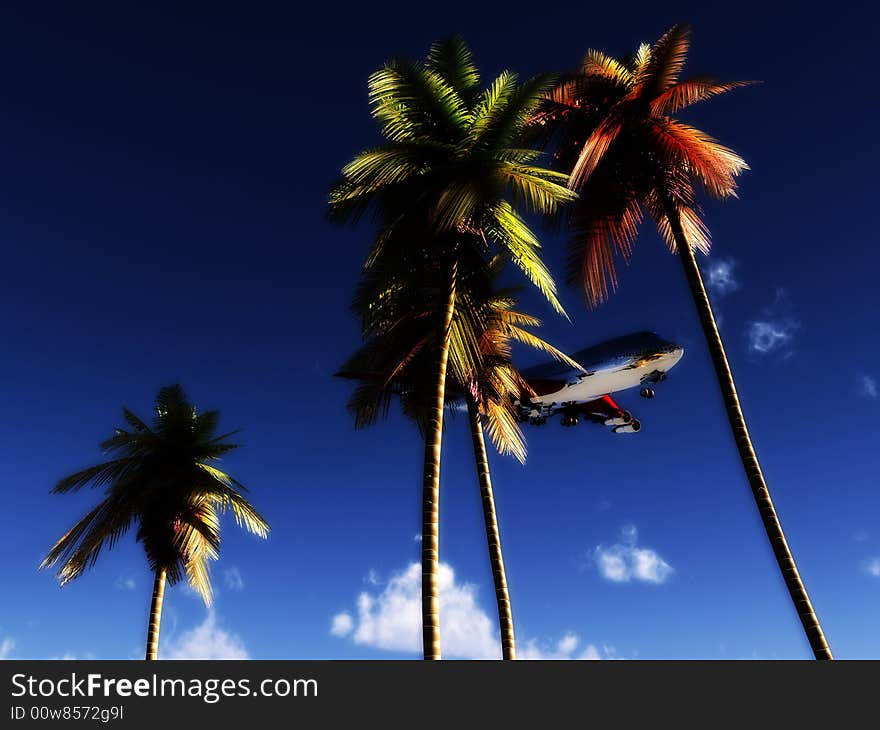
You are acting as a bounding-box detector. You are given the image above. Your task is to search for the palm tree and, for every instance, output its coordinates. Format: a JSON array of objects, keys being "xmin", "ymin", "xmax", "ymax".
[
  {"xmin": 329, "ymin": 37, "xmax": 575, "ymax": 658},
  {"xmin": 41, "ymin": 385, "xmax": 269, "ymax": 660},
  {"xmin": 339, "ymin": 260, "xmax": 579, "ymax": 659},
  {"xmin": 536, "ymin": 25, "xmax": 832, "ymax": 659}
]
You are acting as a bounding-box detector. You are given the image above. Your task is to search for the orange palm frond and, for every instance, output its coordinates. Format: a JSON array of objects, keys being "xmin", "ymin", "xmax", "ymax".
[
  {"xmin": 569, "ymin": 117, "xmax": 622, "ymax": 189},
  {"xmin": 570, "ymin": 190, "xmax": 642, "ymax": 306},
  {"xmin": 648, "ymin": 119, "xmax": 748, "ymax": 199},
  {"xmin": 655, "ymin": 203, "xmax": 711, "ymax": 254},
  {"xmin": 651, "ymin": 78, "xmax": 758, "ymax": 116},
  {"xmin": 639, "ymin": 24, "xmax": 691, "ymax": 95}
]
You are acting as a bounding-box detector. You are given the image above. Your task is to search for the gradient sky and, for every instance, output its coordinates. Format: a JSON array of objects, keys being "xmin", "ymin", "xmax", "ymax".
[{"xmin": 1, "ymin": 1, "xmax": 878, "ymax": 660}]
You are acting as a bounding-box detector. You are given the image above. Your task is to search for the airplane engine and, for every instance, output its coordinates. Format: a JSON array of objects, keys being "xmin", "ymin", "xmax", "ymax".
[
  {"xmin": 603, "ymin": 411, "xmax": 633, "ymax": 427},
  {"xmin": 613, "ymin": 420, "xmax": 641, "ymax": 434}
]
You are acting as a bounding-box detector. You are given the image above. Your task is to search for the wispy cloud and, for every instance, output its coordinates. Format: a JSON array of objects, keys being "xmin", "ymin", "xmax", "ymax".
[
  {"xmin": 706, "ymin": 258, "xmax": 739, "ymax": 297},
  {"xmin": 592, "ymin": 525, "xmax": 673, "ymax": 584},
  {"xmin": 518, "ymin": 634, "xmax": 615, "ymax": 660},
  {"xmin": 860, "ymin": 375, "xmax": 878, "ymax": 399},
  {"xmin": 746, "ymin": 290, "xmax": 799, "ymax": 358},
  {"xmin": 864, "ymin": 558, "xmax": 880, "ymax": 578},
  {"xmin": 747, "ymin": 320, "xmax": 796, "ymax": 355},
  {"xmin": 162, "ymin": 610, "xmax": 249, "ymax": 659},
  {"xmin": 365, "ymin": 569, "xmax": 381, "ymax": 586},
  {"xmin": 331, "ymin": 564, "xmax": 611, "ymax": 660},
  {"xmin": 0, "ymin": 637, "xmax": 15, "ymax": 660},
  {"xmin": 223, "ymin": 567, "xmax": 244, "ymax": 591},
  {"xmin": 114, "ymin": 575, "xmax": 136, "ymax": 591}
]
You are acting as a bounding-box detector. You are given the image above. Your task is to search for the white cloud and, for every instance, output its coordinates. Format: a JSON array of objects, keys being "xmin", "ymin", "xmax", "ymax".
[
  {"xmin": 115, "ymin": 575, "xmax": 136, "ymax": 591},
  {"xmin": 746, "ymin": 289, "xmax": 799, "ymax": 358},
  {"xmin": 330, "ymin": 612, "xmax": 354, "ymax": 637},
  {"xmin": 0, "ymin": 637, "xmax": 15, "ymax": 660},
  {"xmin": 746, "ymin": 320, "xmax": 796, "ymax": 355},
  {"xmin": 865, "ymin": 558, "xmax": 880, "ymax": 577},
  {"xmin": 860, "ymin": 375, "xmax": 878, "ymax": 399},
  {"xmin": 365, "ymin": 569, "xmax": 381, "ymax": 586},
  {"xmin": 223, "ymin": 567, "xmax": 244, "ymax": 591},
  {"xmin": 333, "ymin": 564, "xmax": 612, "ymax": 660},
  {"xmin": 592, "ymin": 526, "xmax": 673, "ymax": 584},
  {"xmin": 162, "ymin": 610, "xmax": 249, "ymax": 659},
  {"xmin": 519, "ymin": 634, "xmax": 614, "ymax": 660},
  {"xmin": 335, "ymin": 562, "xmax": 498, "ymax": 658},
  {"xmin": 706, "ymin": 259, "xmax": 739, "ymax": 296}
]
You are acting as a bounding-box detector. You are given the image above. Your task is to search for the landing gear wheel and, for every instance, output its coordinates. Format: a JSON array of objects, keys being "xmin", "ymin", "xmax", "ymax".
[{"xmin": 640, "ymin": 387, "xmax": 655, "ymax": 399}]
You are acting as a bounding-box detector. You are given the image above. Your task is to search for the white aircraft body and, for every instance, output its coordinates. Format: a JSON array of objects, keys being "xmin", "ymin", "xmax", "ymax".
[{"xmin": 516, "ymin": 331, "xmax": 684, "ymax": 434}]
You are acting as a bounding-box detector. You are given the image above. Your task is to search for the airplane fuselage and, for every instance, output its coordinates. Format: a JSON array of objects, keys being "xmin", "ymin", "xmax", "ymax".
[{"xmin": 517, "ymin": 331, "xmax": 684, "ymax": 430}]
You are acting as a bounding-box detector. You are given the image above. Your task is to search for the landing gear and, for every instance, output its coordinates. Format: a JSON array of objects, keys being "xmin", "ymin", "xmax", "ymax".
[
  {"xmin": 561, "ymin": 414, "xmax": 579, "ymax": 427},
  {"xmin": 530, "ymin": 416, "xmax": 547, "ymax": 426},
  {"xmin": 640, "ymin": 387, "xmax": 655, "ymax": 399}
]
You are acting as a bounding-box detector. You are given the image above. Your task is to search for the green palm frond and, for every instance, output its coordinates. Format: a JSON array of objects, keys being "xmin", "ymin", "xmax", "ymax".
[
  {"xmin": 484, "ymin": 201, "xmax": 567, "ymax": 317},
  {"xmin": 426, "ymin": 36, "xmax": 480, "ymax": 97}
]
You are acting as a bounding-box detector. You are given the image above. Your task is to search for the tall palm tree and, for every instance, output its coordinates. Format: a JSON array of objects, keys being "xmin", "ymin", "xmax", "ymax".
[
  {"xmin": 329, "ymin": 37, "xmax": 575, "ymax": 658},
  {"xmin": 41, "ymin": 385, "xmax": 269, "ymax": 660},
  {"xmin": 339, "ymin": 260, "xmax": 579, "ymax": 659},
  {"xmin": 536, "ymin": 25, "xmax": 832, "ymax": 659}
]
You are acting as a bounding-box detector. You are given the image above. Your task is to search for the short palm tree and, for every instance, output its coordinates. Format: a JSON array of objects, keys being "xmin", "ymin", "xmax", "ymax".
[
  {"xmin": 329, "ymin": 37, "xmax": 575, "ymax": 659},
  {"xmin": 41, "ymin": 385, "xmax": 269, "ymax": 660},
  {"xmin": 536, "ymin": 25, "xmax": 832, "ymax": 658},
  {"xmin": 340, "ymin": 259, "xmax": 579, "ymax": 659}
]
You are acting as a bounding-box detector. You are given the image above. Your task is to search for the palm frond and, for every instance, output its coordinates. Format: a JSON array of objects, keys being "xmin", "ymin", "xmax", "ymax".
[
  {"xmin": 651, "ymin": 78, "xmax": 757, "ymax": 116},
  {"xmin": 484, "ymin": 201, "xmax": 566, "ymax": 317},
  {"xmin": 582, "ymin": 50, "xmax": 633, "ymax": 86},
  {"xmin": 640, "ymin": 24, "xmax": 691, "ymax": 95},
  {"xmin": 426, "ymin": 36, "xmax": 479, "ymax": 95},
  {"xmin": 51, "ymin": 459, "xmax": 133, "ymax": 494}
]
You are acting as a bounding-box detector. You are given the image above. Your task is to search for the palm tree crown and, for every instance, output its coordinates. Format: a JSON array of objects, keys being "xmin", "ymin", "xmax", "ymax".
[
  {"xmin": 535, "ymin": 24, "xmax": 753, "ymax": 303},
  {"xmin": 339, "ymin": 257, "xmax": 579, "ymax": 461},
  {"xmin": 329, "ymin": 35, "xmax": 576, "ymax": 322},
  {"xmin": 41, "ymin": 385, "xmax": 268, "ymax": 605}
]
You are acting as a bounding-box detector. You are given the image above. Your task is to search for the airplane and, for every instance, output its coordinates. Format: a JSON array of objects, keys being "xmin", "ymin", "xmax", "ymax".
[{"xmin": 516, "ymin": 331, "xmax": 684, "ymax": 434}]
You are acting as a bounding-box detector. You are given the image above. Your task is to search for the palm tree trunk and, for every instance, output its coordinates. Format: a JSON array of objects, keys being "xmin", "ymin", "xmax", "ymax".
[
  {"xmin": 466, "ymin": 396, "xmax": 516, "ymax": 659},
  {"xmin": 663, "ymin": 200, "xmax": 832, "ymax": 660},
  {"xmin": 145, "ymin": 568, "xmax": 167, "ymax": 660},
  {"xmin": 421, "ymin": 263, "xmax": 457, "ymax": 660}
]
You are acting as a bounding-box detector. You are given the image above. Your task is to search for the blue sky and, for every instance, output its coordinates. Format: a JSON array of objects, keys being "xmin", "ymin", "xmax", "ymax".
[{"xmin": 1, "ymin": 1, "xmax": 879, "ymax": 660}]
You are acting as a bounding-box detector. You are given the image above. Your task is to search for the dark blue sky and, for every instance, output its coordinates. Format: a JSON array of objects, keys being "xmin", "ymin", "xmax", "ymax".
[{"xmin": 2, "ymin": 2, "xmax": 878, "ymax": 660}]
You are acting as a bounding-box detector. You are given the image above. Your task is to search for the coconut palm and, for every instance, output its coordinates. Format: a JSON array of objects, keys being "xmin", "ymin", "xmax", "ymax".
[
  {"xmin": 41, "ymin": 385, "xmax": 269, "ymax": 660},
  {"xmin": 537, "ymin": 25, "xmax": 832, "ymax": 659},
  {"xmin": 329, "ymin": 37, "xmax": 575, "ymax": 658},
  {"xmin": 339, "ymin": 259, "xmax": 579, "ymax": 659}
]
